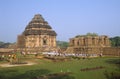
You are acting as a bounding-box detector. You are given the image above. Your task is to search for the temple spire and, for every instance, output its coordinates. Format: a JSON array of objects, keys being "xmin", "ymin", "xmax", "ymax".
[
  {"xmin": 17, "ymin": 13, "xmax": 57, "ymax": 49},
  {"xmin": 32, "ymin": 14, "xmax": 44, "ymax": 21}
]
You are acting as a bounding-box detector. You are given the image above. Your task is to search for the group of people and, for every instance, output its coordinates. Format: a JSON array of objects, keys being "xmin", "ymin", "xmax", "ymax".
[{"xmin": 0, "ymin": 53, "xmax": 17, "ymax": 63}]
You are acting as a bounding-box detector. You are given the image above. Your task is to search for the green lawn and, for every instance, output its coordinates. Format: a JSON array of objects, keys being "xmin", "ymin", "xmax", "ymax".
[{"xmin": 0, "ymin": 55, "xmax": 119, "ymax": 79}]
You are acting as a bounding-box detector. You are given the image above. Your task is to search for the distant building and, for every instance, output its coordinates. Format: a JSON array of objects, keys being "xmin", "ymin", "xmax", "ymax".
[
  {"xmin": 17, "ymin": 14, "xmax": 57, "ymax": 52},
  {"xmin": 69, "ymin": 35, "xmax": 110, "ymax": 47},
  {"xmin": 65, "ymin": 34, "xmax": 111, "ymax": 55}
]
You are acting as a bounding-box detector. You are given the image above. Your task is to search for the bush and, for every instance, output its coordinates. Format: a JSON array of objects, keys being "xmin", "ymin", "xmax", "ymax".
[{"xmin": 104, "ymin": 71, "xmax": 120, "ymax": 79}]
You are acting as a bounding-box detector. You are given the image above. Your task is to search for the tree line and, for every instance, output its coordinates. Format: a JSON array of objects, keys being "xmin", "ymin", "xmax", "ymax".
[
  {"xmin": 0, "ymin": 41, "xmax": 11, "ymax": 48},
  {"xmin": 110, "ymin": 36, "xmax": 120, "ymax": 47}
]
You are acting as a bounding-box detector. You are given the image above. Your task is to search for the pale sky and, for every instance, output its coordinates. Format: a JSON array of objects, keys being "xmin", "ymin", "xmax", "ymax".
[{"xmin": 0, "ymin": 0, "xmax": 120, "ymax": 42}]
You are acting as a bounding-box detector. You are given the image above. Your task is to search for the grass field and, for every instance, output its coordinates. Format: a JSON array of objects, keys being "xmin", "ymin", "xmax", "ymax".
[{"xmin": 0, "ymin": 55, "xmax": 119, "ymax": 79}]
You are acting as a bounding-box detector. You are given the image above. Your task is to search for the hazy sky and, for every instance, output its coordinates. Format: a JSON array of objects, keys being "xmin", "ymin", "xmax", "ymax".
[{"xmin": 0, "ymin": 0, "xmax": 120, "ymax": 42}]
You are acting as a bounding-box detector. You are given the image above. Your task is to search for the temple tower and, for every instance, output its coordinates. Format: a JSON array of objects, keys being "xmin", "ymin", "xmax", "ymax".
[{"xmin": 17, "ymin": 14, "xmax": 57, "ymax": 51}]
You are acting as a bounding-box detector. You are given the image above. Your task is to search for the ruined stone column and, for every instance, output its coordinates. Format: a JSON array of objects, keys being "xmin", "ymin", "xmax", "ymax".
[{"xmin": 87, "ymin": 36, "xmax": 92, "ymax": 46}]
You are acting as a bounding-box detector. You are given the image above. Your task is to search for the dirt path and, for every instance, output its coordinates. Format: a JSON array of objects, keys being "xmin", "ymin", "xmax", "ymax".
[{"xmin": 0, "ymin": 61, "xmax": 36, "ymax": 67}]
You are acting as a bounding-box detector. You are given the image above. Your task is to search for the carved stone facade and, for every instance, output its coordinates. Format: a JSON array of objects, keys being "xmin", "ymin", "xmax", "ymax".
[
  {"xmin": 69, "ymin": 35, "xmax": 110, "ymax": 47},
  {"xmin": 17, "ymin": 14, "xmax": 57, "ymax": 52},
  {"xmin": 65, "ymin": 35, "xmax": 111, "ymax": 55}
]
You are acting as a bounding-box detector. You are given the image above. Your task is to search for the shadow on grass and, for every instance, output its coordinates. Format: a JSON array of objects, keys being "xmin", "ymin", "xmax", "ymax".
[
  {"xmin": 37, "ymin": 72, "xmax": 75, "ymax": 79},
  {"xmin": 105, "ymin": 58, "xmax": 120, "ymax": 68},
  {"xmin": 0, "ymin": 69, "xmax": 75, "ymax": 79},
  {"xmin": 13, "ymin": 69, "xmax": 50, "ymax": 79},
  {"xmin": 104, "ymin": 58, "xmax": 120, "ymax": 79},
  {"xmin": 0, "ymin": 69, "xmax": 19, "ymax": 79},
  {"xmin": 104, "ymin": 70, "xmax": 120, "ymax": 79}
]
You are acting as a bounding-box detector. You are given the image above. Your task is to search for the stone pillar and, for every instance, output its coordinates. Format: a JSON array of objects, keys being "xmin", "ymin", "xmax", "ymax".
[
  {"xmin": 105, "ymin": 37, "xmax": 110, "ymax": 47},
  {"xmin": 53, "ymin": 36, "xmax": 56, "ymax": 47},
  {"xmin": 35, "ymin": 35, "xmax": 39, "ymax": 47},
  {"xmin": 74, "ymin": 38, "xmax": 78, "ymax": 46},
  {"xmin": 99, "ymin": 36, "xmax": 104, "ymax": 47},
  {"xmin": 95, "ymin": 37, "xmax": 99, "ymax": 46},
  {"xmin": 79, "ymin": 39, "xmax": 81, "ymax": 46},
  {"xmin": 102, "ymin": 36, "xmax": 105, "ymax": 45},
  {"xmin": 79, "ymin": 37, "xmax": 83, "ymax": 46},
  {"xmin": 76, "ymin": 38, "xmax": 79, "ymax": 46},
  {"xmin": 87, "ymin": 36, "xmax": 92, "ymax": 46},
  {"xmin": 69, "ymin": 39, "xmax": 74, "ymax": 46},
  {"xmin": 39, "ymin": 36, "xmax": 41, "ymax": 47},
  {"xmin": 83, "ymin": 38, "xmax": 86, "ymax": 46}
]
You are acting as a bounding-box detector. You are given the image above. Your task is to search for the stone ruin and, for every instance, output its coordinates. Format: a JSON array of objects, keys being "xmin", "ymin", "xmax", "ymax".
[
  {"xmin": 17, "ymin": 14, "xmax": 58, "ymax": 52},
  {"xmin": 65, "ymin": 34, "xmax": 111, "ymax": 56}
]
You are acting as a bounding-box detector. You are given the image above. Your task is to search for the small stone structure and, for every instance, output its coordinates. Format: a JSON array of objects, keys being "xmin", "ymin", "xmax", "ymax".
[{"xmin": 17, "ymin": 14, "xmax": 57, "ymax": 52}]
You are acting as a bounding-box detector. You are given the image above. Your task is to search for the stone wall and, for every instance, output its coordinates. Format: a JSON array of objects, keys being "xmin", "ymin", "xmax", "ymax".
[
  {"xmin": 103, "ymin": 47, "xmax": 120, "ymax": 56},
  {"xmin": 17, "ymin": 35, "xmax": 25, "ymax": 48},
  {"xmin": 65, "ymin": 47, "xmax": 120, "ymax": 56}
]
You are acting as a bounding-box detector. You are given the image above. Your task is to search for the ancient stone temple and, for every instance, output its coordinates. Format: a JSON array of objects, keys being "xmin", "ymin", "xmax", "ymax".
[
  {"xmin": 17, "ymin": 14, "xmax": 57, "ymax": 52},
  {"xmin": 69, "ymin": 35, "xmax": 110, "ymax": 47},
  {"xmin": 65, "ymin": 34, "xmax": 111, "ymax": 55}
]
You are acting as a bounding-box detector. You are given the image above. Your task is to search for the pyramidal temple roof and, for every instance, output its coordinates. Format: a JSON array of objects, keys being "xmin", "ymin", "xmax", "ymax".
[
  {"xmin": 32, "ymin": 14, "xmax": 45, "ymax": 22},
  {"xmin": 23, "ymin": 14, "xmax": 57, "ymax": 36}
]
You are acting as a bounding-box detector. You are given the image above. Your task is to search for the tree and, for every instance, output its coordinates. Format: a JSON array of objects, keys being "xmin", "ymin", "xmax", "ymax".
[
  {"xmin": 0, "ymin": 41, "xmax": 12, "ymax": 48},
  {"xmin": 110, "ymin": 36, "xmax": 120, "ymax": 47},
  {"xmin": 57, "ymin": 41, "xmax": 69, "ymax": 48},
  {"xmin": 86, "ymin": 32, "xmax": 98, "ymax": 36},
  {"xmin": 75, "ymin": 33, "xmax": 98, "ymax": 38}
]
